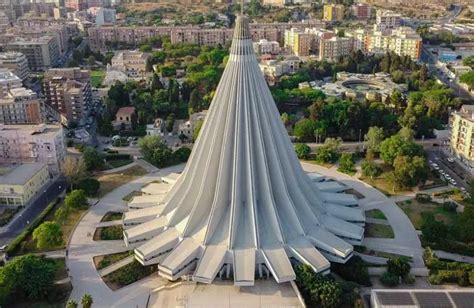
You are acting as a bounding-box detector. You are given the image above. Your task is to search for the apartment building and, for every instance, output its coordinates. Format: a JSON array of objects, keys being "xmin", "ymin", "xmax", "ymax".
[
  {"xmin": 88, "ymin": 21, "xmax": 326, "ymax": 52},
  {"xmin": 262, "ymin": 0, "xmax": 291, "ymax": 5},
  {"xmin": 65, "ymin": 0, "xmax": 87, "ymax": 11},
  {"xmin": 5, "ymin": 24, "xmax": 69, "ymax": 55},
  {"xmin": 323, "ymin": 4, "xmax": 345, "ymax": 22},
  {"xmin": 91, "ymin": 7, "xmax": 116, "ymax": 25},
  {"xmin": 450, "ymin": 105, "xmax": 474, "ymax": 170},
  {"xmin": 0, "ymin": 52, "xmax": 29, "ymax": 81},
  {"xmin": 111, "ymin": 51, "xmax": 149, "ymax": 78},
  {"xmin": 319, "ymin": 36, "xmax": 353, "ymax": 62},
  {"xmin": 375, "ymin": 9, "xmax": 401, "ymax": 33},
  {"xmin": 253, "ymin": 39, "xmax": 280, "ymax": 55},
  {"xmin": 367, "ymin": 27, "xmax": 422, "ymax": 60},
  {"xmin": 43, "ymin": 68, "xmax": 92, "ymax": 126},
  {"xmin": 284, "ymin": 28, "xmax": 316, "ymax": 56},
  {"xmin": 0, "ymin": 162, "xmax": 50, "ymax": 206},
  {"xmin": 347, "ymin": 28, "xmax": 368, "ymax": 52},
  {"xmin": 0, "ymin": 69, "xmax": 22, "ymax": 98},
  {"xmin": 352, "ymin": 3, "xmax": 371, "ymax": 20},
  {"xmin": 5, "ymin": 36, "xmax": 60, "ymax": 71},
  {"xmin": 0, "ymin": 123, "xmax": 65, "ymax": 173},
  {"xmin": 0, "ymin": 87, "xmax": 43, "ymax": 124}
]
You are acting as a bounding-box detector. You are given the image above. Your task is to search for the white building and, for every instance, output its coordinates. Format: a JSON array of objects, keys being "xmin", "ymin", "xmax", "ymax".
[
  {"xmin": 0, "ymin": 69, "xmax": 22, "ymax": 99},
  {"xmin": 87, "ymin": 7, "xmax": 116, "ymax": 25},
  {"xmin": 111, "ymin": 51, "xmax": 149, "ymax": 78},
  {"xmin": 375, "ymin": 9, "xmax": 401, "ymax": 33},
  {"xmin": 0, "ymin": 52, "xmax": 29, "ymax": 81},
  {"xmin": 253, "ymin": 39, "xmax": 280, "ymax": 55},
  {"xmin": 0, "ymin": 124, "xmax": 66, "ymax": 173}
]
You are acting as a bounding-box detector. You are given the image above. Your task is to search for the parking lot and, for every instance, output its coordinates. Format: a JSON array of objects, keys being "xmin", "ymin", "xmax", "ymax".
[{"xmin": 427, "ymin": 149, "xmax": 471, "ymax": 195}]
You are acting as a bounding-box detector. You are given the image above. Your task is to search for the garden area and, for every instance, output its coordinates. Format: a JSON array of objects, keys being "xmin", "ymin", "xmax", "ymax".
[
  {"xmin": 93, "ymin": 225, "xmax": 124, "ymax": 241},
  {"xmin": 94, "ymin": 251, "xmax": 133, "ymax": 271},
  {"xmin": 0, "ymin": 207, "xmax": 20, "ymax": 226},
  {"xmin": 102, "ymin": 260, "xmax": 157, "ymax": 290},
  {"xmin": 94, "ymin": 165, "xmax": 148, "ymax": 197},
  {"xmin": 90, "ymin": 69, "xmax": 106, "ymax": 88},
  {"xmin": 101, "ymin": 211, "xmax": 124, "ymax": 222},
  {"xmin": 364, "ymin": 223, "xmax": 394, "ymax": 238},
  {"xmin": 365, "ymin": 209, "xmax": 387, "ymax": 220},
  {"xmin": 424, "ymin": 248, "xmax": 474, "ymax": 287},
  {"xmin": 396, "ymin": 197, "xmax": 458, "ymax": 230}
]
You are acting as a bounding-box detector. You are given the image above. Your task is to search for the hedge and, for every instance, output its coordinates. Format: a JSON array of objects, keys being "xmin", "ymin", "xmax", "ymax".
[
  {"xmin": 6, "ymin": 198, "xmax": 58, "ymax": 255},
  {"xmin": 105, "ymin": 153, "xmax": 131, "ymax": 161}
]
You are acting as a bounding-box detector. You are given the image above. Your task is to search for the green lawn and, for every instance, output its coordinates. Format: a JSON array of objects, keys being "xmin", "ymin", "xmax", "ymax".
[
  {"xmin": 94, "ymin": 225, "xmax": 124, "ymax": 241},
  {"xmin": 94, "ymin": 251, "xmax": 132, "ymax": 270},
  {"xmin": 103, "ymin": 260, "xmax": 157, "ymax": 290},
  {"xmin": 396, "ymin": 199, "xmax": 458, "ymax": 230},
  {"xmin": 106, "ymin": 159, "xmax": 134, "ymax": 169},
  {"xmin": 90, "ymin": 70, "xmax": 106, "ymax": 88},
  {"xmin": 100, "ymin": 211, "xmax": 124, "ymax": 222},
  {"xmin": 365, "ymin": 209, "xmax": 387, "ymax": 220},
  {"xmin": 364, "ymin": 223, "xmax": 394, "ymax": 238},
  {"xmin": 94, "ymin": 165, "xmax": 148, "ymax": 197}
]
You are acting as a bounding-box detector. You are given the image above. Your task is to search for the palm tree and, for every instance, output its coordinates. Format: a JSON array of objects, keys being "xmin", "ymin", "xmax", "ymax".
[
  {"xmin": 66, "ymin": 300, "xmax": 78, "ymax": 308},
  {"xmin": 81, "ymin": 293, "xmax": 93, "ymax": 308}
]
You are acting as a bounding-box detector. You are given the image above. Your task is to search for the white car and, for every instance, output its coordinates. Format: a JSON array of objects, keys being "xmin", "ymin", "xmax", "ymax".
[
  {"xmin": 433, "ymin": 166, "xmax": 440, "ymax": 170},
  {"xmin": 450, "ymin": 179, "xmax": 457, "ymax": 185},
  {"xmin": 445, "ymin": 175, "xmax": 452, "ymax": 180},
  {"xmin": 447, "ymin": 158, "xmax": 454, "ymax": 163}
]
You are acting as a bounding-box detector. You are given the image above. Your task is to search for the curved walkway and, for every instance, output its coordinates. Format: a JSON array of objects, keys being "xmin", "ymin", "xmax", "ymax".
[
  {"xmin": 66, "ymin": 164, "xmax": 184, "ymax": 307},
  {"xmin": 301, "ymin": 162, "xmax": 426, "ymax": 269}
]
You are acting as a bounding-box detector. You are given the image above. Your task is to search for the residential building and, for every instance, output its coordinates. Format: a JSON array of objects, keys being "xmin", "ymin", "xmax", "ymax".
[
  {"xmin": 0, "ymin": 162, "xmax": 49, "ymax": 206},
  {"xmin": 0, "ymin": 124, "xmax": 65, "ymax": 173},
  {"xmin": 0, "ymin": 52, "xmax": 29, "ymax": 81},
  {"xmin": 5, "ymin": 36, "xmax": 60, "ymax": 71},
  {"xmin": 177, "ymin": 111, "xmax": 207, "ymax": 140},
  {"xmin": 259, "ymin": 57, "xmax": 300, "ymax": 85},
  {"xmin": 87, "ymin": 7, "xmax": 116, "ymax": 25},
  {"xmin": 53, "ymin": 7, "xmax": 67, "ymax": 20},
  {"xmin": 42, "ymin": 68, "xmax": 92, "ymax": 126},
  {"xmin": 111, "ymin": 51, "xmax": 149, "ymax": 78},
  {"xmin": 0, "ymin": 87, "xmax": 43, "ymax": 124},
  {"xmin": 323, "ymin": 4, "xmax": 345, "ymax": 22},
  {"xmin": 253, "ymin": 39, "xmax": 280, "ymax": 55},
  {"xmin": 0, "ymin": 69, "xmax": 22, "ymax": 98},
  {"xmin": 375, "ymin": 9, "xmax": 401, "ymax": 33},
  {"xmin": 65, "ymin": 0, "xmax": 87, "ymax": 11},
  {"xmin": 319, "ymin": 36, "xmax": 353, "ymax": 62},
  {"xmin": 347, "ymin": 28, "xmax": 368, "ymax": 52},
  {"xmin": 450, "ymin": 105, "xmax": 474, "ymax": 170},
  {"xmin": 284, "ymin": 28, "xmax": 317, "ymax": 56},
  {"xmin": 113, "ymin": 106, "xmax": 135, "ymax": 130},
  {"xmin": 367, "ymin": 27, "xmax": 422, "ymax": 60},
  {"xmin": 352, "ymin": 3, "xmax": 371, "ymax": 20},
  {"xmin": 262, "ymin": 0, "xmax": 290, "ymax": 5}
]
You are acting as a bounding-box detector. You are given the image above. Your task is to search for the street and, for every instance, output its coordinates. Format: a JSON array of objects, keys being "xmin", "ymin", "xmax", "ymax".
[
  {"xmin": 0, "ymin": 176, "xmax": 67, "ymax": 247},
  {"xmin": 427, "ymin": 148, "xmax": 471, "ymax": 192}
]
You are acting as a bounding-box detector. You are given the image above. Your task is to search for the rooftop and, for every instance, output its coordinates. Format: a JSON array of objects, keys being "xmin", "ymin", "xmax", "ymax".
[
  {"xmin": 0, "ymin": 124, "xmax": 62, "ymax": 137},
  {"xmin": 0, "ymin": 162, "xmax": 47, "ymax": 185},
  {"xmin": 0, "ymin": 69, "xmax": 21, "ymax": 83},
  {"xmin": 115, "ymin": 106, "xmax": 136, "ymax": 117},
  {"xmin": 372, "ymin": 289, "xmax": 474, "ymax": 308}
]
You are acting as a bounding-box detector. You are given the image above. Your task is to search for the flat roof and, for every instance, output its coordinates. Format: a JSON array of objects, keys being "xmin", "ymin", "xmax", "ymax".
[
  {"xmin": 372, "ymin": 290, "xmax": 474, "ymax": 308},
  {"xmin": 0, "ymin": 162, "xmax": 47, "ymax": 185}
]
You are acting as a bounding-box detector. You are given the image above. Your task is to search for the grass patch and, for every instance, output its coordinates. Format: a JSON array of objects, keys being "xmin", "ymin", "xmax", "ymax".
[
  {"xmin": 0, "ymin": 207, "xmax": 20, "ymax": 226},
  {"xmin": 364, "ymin": 223, "xmax": 394, "ymax": 238},
  {"xmin": 103, "ymin": 260, "xmax": 157, "ymax": 290},
  {"xmin": 122, "ymin": 190, "xmax": 142, "ymax": 202},
  {"xmin": 90, "ymin": 69, "xmax": 106, "ymax": 88},
  {"xmin": 94, "ymin": 225, "xmax": 124, "ymax": 241},
  {"xmin": 94, "ymin": 251, "xmax": 133, "ymax": 270},
  {"xmin": 100, "ymin": 211, "xmax": 124, "ymax": 222},
  {"xmin": 302, "ymin": 159, "xmax": 334, "ymax": 168},
  {"xmin": 365, "ymin": 249, "xmax": 413, "ymax": 261},
  {"xmin": 396, "ymin": 199, "xmax": 457, "ymax": 230},
  {"xmin": 94, "ymin": 165, "xmax": 147, "ymax": 197},
  {"xmin": 15, "ymin": 203, "xmax": 86, "ymax": 255},
  {"xmin": 106, "ymin": 159, "xmax": 134, "ymax": 169},
  {"xmin": 365, "ymin": 209, "xmax": 387, "ymax": 220}
]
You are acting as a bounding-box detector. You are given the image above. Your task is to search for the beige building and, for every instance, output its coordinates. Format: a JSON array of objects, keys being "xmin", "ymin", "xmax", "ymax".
[
  {"xmin": 111, "ymin": 51, "xmax": 149, "ymax": 78},
  {"xmin": 43, "ymin": 68, "xmax": 92, "ymax": 126},
  {"xmin": 253, "ymin": 39, "xmax": 280, "ymax": 55},
  {"xmin": 0, "ymin": 124, "xmax": 65, "ymax": 173},
  {"xmin": 375, "ymin": 9, "xmax": 401, "ymax": 33},
  {"xmin": 113, "ymin": 106, "xmax": 136, "ymax": 131},
  {"xmin": 450, "ymin": 105, "xmax": 474, "ymax": 170},
  {"xmin": 5, "ymin": 36, "xmax": 60, "ymax": 71},
  {"xmin": 0, "ymin": 162, "xmax": 50, "ymax": 206},
  {"xmin": 178, "ymin": 111, "xmax": 207, "ymax": 140},
  {"xmin": 366, "ymin": 27, "xmax": 422, "ymax": 60},
  {"xmin": 0, "ymin": 52, "xmax": 30, "ymax": 81},
  {"xmin": 323, "ymin": 4, "xmax": 345, "ymax": 22},
  {"xmin": 0, "ymin": 87, "xmax": 43, "ymax": 124},
  {"xmin": 0, "ymin": 69, "xmax": 22, "ymax": 99},
  {"xmin": 319, "ymin": 36, "xmax": 353, "ymax": 62}
]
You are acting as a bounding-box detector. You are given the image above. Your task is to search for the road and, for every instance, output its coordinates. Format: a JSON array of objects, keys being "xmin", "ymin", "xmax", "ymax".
[{"xmin": 0, "ymin": 176, "xmax": 67, "ymax": 247}]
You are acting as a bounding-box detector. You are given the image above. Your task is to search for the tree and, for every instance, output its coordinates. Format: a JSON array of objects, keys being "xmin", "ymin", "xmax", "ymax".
[
  {"xmin": 379, "ymin": 134, "xmax": 424, "ymax": 165},
  {"xmin": 65, "ymin": 189, "xmax": 88, "ymax": 209},
  {"xmin": 365, "ymin": 126, "xmax": 384, "ymax": 153},
  {"xmin": 380, "ymin": 271, "xmax": 399, "ymax": 286},
  {"xmin": 315, "ymin": 138, "xmax": 342, "ymax": 163},
  {"xmin": 460, "ymin": 71, "xmax": 474, "ymax": 90},
  {"xmin": 138, "ymin": 135, "xmax": 175, "ymax": 168},
  {"xmin": 0, "ymin": 255, "xmax": 56, "ymax": 304},
  {"xmin": 82, "ymin": 147, "xmax": 105, "ymax": 171},
  {"xmin": 32, "ymin": 221, "xmax": 63, "ymax": 250},
  {"xmin": 421, "ymin": 213, "xmax": 449, "ymax": 243},
  {"xmin": 457, "ymin": 206, "xmax": 474, "ymax": 242},
  {"xmin": 166, "ymin": 113, "xmax": 176, "ymax": 133},
  {"xmin": 81, "ymin": 293, "xmax": 93, "ymax": 308},
  {"xmin": 54, "ymin": 206, "xmax": 71, "ymax": 224},
  {"xmin": 361, "ymin": 159, "xmax": 382, "ymax": 179},
  {"xmin": 338, "ymin": 153, "xmax": 355, "ymax": 173},
  {"xmin": 294, "ymin": 143, "xmax": 311, "ymax": 159},
  {"xmin": 66, "ymin": 300, "xmax": 78, "ymax": 308},
  {"xmin": 389, "ymin": 155, "xmax": 428, "ymax": 188},
  {"xmin": 387, "ymin": 257, "xmax": 411, "ymax": 278},
  {"xmin": 188, "ymin": 89, "xmax": 201, "ymax": 115},
  {"xmin": 77, "ymin": 178, "xmax": 101, "ymax": 197},
  {"xmin": 62, "ymin": 156, "xmax": 87, "ymax": 189},
  {"xmin": 87, "ymin": 56, "xmax": 96, "ymax": 66},
  {"xmin": 293, "ymin": 118, "xmax": 316, "ymax": 142},
  {"xmin": 139, "ymin": 44, "xmax": 152, "ymax": 52},
  {"xmin": 173, "ymin": 147, "xmax": 191, "ymax": 162},
  {"xmin": 463, "ymin": 55, "xmax": 474, "ymax": 68}
]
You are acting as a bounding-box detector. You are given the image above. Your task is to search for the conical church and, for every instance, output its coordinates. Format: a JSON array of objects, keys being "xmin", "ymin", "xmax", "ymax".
[{"xmin": 123, "ymin": 14, "xmax": 365, "ymax": 286}]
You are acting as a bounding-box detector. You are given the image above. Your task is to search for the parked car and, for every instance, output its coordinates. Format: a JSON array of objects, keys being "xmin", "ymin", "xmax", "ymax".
[{"xmin": 447, "ymin": 158, "xmax": 454, "ymax": 163}]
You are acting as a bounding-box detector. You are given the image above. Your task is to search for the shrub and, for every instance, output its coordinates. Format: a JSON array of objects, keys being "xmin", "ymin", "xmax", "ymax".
[
  {"xmin": 380, "ymin": 272, "xmax": 399, "ymax": 286},
  {"xmin": 338, "ymin": 153, "xmax": 355, "ymax": 174},
  {"xmin": 105, "ymin": 153, "xmax": 131, "ymax": 161},
  {"xmin": 65, "ymin": 190, "xmax": 88, "ymax": 209},
  {"xmin": 77, "ymin": 178, "xmax": 101, "ymax": 197},
  {"xmin": 173, "ymin": 147, "xmax": 191, "ymax": 162},
  {"xmin": 387, "ymin": 257, "xmax": 411, "ymax": 278},
  {"xmin": 99, "ymin": 225, "xmax": 123, "ymax": 240},
  {"xmin": 106, "ymin": 260, "xmax": 157, "ymax": 286},
  {"xmin": 442, "ymin": 201, "xmax": 458, "ymax": 212},
  {"xmin": 415, "ymin": 193, "xmax": 432, "ymax": 203},
  {"xmin": 331, "ymin": 256, "xmax": 371, "ymax": 286},
  {"xmin": 294, "ymin": 143, "xmax": 311, "ymax": 159},
  {"xmin": 403, "ymin": 274, "xmax": 416, "ymax": 285}
]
